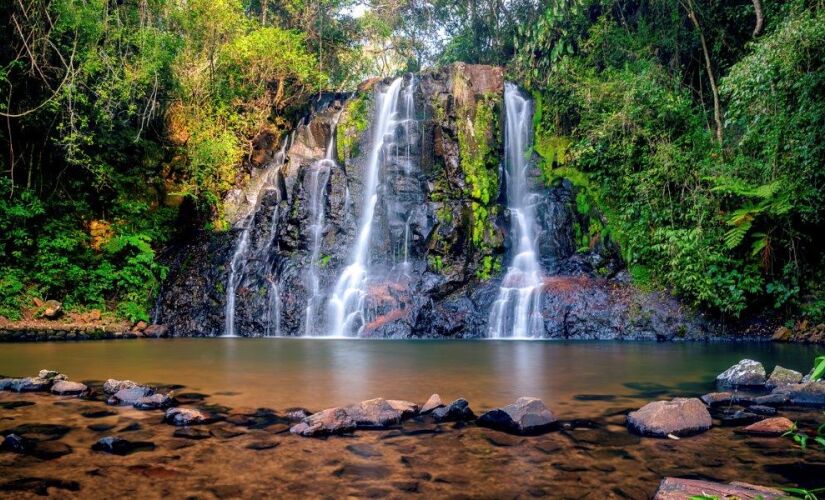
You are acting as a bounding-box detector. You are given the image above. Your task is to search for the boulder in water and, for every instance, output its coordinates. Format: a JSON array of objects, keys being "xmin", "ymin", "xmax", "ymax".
[
  {"xmin": 108, "ymin": 386, "xmax": 154, "ymax": 406},
  {"xmin": 766, "ymin": 365, "xmax": 803, "ymax": 388},
  {"xmin": 51, "ymin": 381, "xmax": 87, "ymax": 396},
  {"xmin": 785, "ymin": 381, "xmax": 825, "ymax": 406},
  {"xmin": 431, "ymin": 399, "xmax": 475, "ymax": 423},
  {"xmin": 345, "ymin": 398, "xmax": 418, "ymax": 428},
  {"xmin": 653, "ymin": 477, "xmax": 784, "ymax": 499},
  {"xmin": 478, "ymin": 397, "xmax": 557, "ymax": 435},
  {"xmin": 103, "ymin": 379, "xmax": 139, "ymax": 395},
  {"xmin": 164, "ymin": 407, "xmax": 209, "ymax": 426},
  {"xmin": 421, "ymin": 394, "xmax": 444, "ymax": 414},
  {"xmin": 627, "ymin": 398, "xmax": 712, "ymax": 437},
  {"xmin": 699, "ymin": 392, "xmax": 733, "ymax": 406},
  {"xmin": 11, "ymin": 377, "xmax": 52, "ymax": 392},
  {"xmin": 290, "ymin": 408, "xmax": 356, "ymax": 437},
  {"xmin": 742, "ymin": 417, "xmax": 794, "ymax": 436},
  {"xmin": 716, "ymin": 359, "xmax": 766, "ymax": 388},
  {"xmin": 133, "ymin": 393, "xmax": 175, "ymax": 410}
]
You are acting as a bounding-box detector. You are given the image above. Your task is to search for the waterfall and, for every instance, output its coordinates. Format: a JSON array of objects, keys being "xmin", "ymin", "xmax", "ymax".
[
  {"xmin": 488, "ymin": 83, "xmax": 545, "ymax": 339},
  {"xmin": 304, "ymin": 116, "xmax": 339, "ymax": 336},
  {"xmin": 224, "ymin": 138, "xmax": 289, "ymax": 337},
  {"xmin": 327, "ymin": 77, "xmax": 403, "ymax": 337}
]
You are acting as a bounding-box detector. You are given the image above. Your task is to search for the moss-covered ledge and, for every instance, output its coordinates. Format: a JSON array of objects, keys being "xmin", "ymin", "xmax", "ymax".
[{"xmin": 0, "ymin": 320, "xmax": 167, "ymax": 342}]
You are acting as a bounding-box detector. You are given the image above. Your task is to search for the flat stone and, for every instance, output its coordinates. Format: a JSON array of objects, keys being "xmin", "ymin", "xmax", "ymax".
[
  {"xmin": 108, "ymin": 386, "xmax": 154, "ymax": 406},
  {"xmin": 346, "ymin": 443, "xmax": 383, "ymax": 458},
  {"xmin": 786, "ymin": 381, "xmax": 825, "ymax": 406},
  {"xmin": 742, "ymin": 417, "xmax": 794, "ymax": 436},
  {"xmin": 766, "ymin": 366, "xmax": 803, "ymax": 389},
  {"xmin": 754, "ymin": 393, "xmax": 789, "ymax": 407},
  {"xmin": 421, "ymin": 394, "xmax": 444, "ymax": 414},
  {"xmin": 51, "ymin": 381, "xmax": 87, "ymax": 396},
  {"xmin": 654, "ymin": 477, "xmax": 784, "ymax": 499},
  {"xmin": 478, "ymin": 397, "xmax": 557, "ymax": 435},
  {"xmin": 431, "ymin": 399, "xmax": 475, "ymax": 423},
  {"xmin": 717, "ymin": 359, "xmax": 766, "ymax": 388},
  {"xmin": 345, "ymin": 398, "xmax": 418, "ymax": 428},
  {"xmin": 164, "ymin": 407, "xmax": 209, "ymax": 426},
  {"xmin": 133, "ymin": 393, "xmax": 175, "ymax": 410},
  {"xmin": 246, "ymin": 440, "xmax": 280, "ymax": 450},
  {"xmin": 103, "ymin": 379, "xmax": 139, "ymax": 395},
  {"xmin": 627, "ymin": 398, "xmax": 712, "ymax": 437},
  {"xmin": 700, "ymin": 391, "xmax": 732, "ymax": 406},
  {"xmin": 11, "ymin": 377, "xmax": 52, "ymax": 392},
  {"xmin": 748, "ymin": 405, "xmax": 777, "ymax": 416}
]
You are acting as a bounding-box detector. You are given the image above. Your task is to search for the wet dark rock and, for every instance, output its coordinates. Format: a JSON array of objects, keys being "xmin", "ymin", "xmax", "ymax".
[
  {"xmin": 92, "ymin": 436, "xmax": 155, "ymax": 455},
  {"xmin": 477, "ymin": 397, "xmax": 557, "ymax": 435},
  {"xmin": 573, "ymin": 394, "xmax": 617, "ymax": 401},
  {"xmin": 27, "ymin": 441, "xmax": 73, "ymax": 460},
  {"xmin": 103, "ymin": 379, "xmax": 139, "ymax": 395},
  {"xmin": 0, "ymin": 477, "xmax": 80, "ymax": 496},
  {"xmin": 717, "ymin": 409, "xmax": 763, "ymax": 427},
  {"xmin": 9, "ymin": 377, "xmax": 52, "ymax": 392},
  {"xmin": 431, "ymin": 399, "xmax": 475, "ymax": 423},
  {"xmin": 785, "ymin": 381, "xmax": 825, "ymax": 406},
  {"xmin": 210, "ymin": 426, "xmax": 245, "ymax": 439},
  {"xmin": 1, "ymin": 433, "xmax": 26, "ymax": 452},
  {"xmin": 51, "ymin": 381, "xmax": 87, "ymax": 396},
  {"xmin": 755, "ymin": 393, "xmax": 789, "ymax": 407},
  {"xmin": 748, "ymin": 405, "xmax": 777, "ymax": 416},
  {"xmin": 133, "ymin": 393, "xmax": 176, "ymax": 410},
  {"xmin": 81, "ymin": 409, "xmax": 117, "ymax": 419},
  {"xmin": 246, "ymin": 440, "xmax": 280, "ymax": 450},
  {"xmin": 0, "ymin": 401, "xmax": 35, "ymax": 410},
  {"xmin": 716, "ymin": 359, "xmax": 767, "ymax": 388},
  {"xmin": 87, "ymin": 423, "xmax": 116, "ymax": 432},
  {"xmin": 420, "ymin": 394, "xmax": 444, "ymax": 414},
  {"xmin": 653, "ymin": 477, "xmax": 784, "ymax": 499},
  {"xmin": 0, "ymin": 379, "xmax": 15, "ymax": 391},
  {"xmin": 2, "ymin": 423, "xmax": 71, "ymax": 441},
  {"xmin": 700, "ymin": 392, "xmax": 732, "ymax": 406},
  {"xmin": 119, "ymin": 422, "xmax": 142, "ymax": 432},
  {"xmin": 627, "ymin": 398, "xmax": 712, "ymax": 437},
  {"xmin": 107, "ymin": 386, "xmax": 154, "ymax": 406},
  {"xmin": 345, "ymin": 443, "xmax": 382, "ymax": 458},
  {"xmin": 164, "ymin": 407, "xmax": 209, "ymax": 426},
  {"xmin": 766, "ymin": 366, "xmax": 803, "ymax": 389},
  {"xmin": 173, "ymin": 427, "xmax": 211, "ymax": 440},
  {"xmin": 143, "ymin": 324, "xmax": 169, "ymax": 337}
]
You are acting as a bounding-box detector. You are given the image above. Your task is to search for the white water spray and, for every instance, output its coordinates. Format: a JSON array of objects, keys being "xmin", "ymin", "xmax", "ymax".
[
  {"xmin": 327, "ymin": 78, "xmax": 403, "ymax": 337},
  {"xmin": 488, "ymin": 83, "xmax": 545, "ymax": 339}
]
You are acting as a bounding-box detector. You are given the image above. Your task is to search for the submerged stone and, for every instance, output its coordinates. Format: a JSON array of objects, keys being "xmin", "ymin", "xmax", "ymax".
[
  {"xmin": 700, "ymin": 392, "xmax": 732, "ymax": 406},
  {"xmin": 164, "ymin": 407, "xmax": 209, "ymax": 426},
  {"xmin": 742, "ymin": 417, "xmax": 794, "ymax": 436},
  {"xmin": 107, "ymin": 386, "xmax": 154, "ymax": 406},
  {"xmin": 627, "ymin": 398, "xmax": 711, "ymax": 437},
  {"xmin": 133, "ymin": 393, "xmax": 175, "ymax": 410},
  {"xmin": 478, "ymin": 397, "xmax": 557, "ymax": 435},
  {"xmin": 92, "ymin": 436, "xmax": 155, "ymax": 455}
]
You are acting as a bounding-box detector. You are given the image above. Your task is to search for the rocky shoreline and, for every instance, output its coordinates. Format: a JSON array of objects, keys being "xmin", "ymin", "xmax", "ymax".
[{"xmin": 2, "ymin": 359, "xmax": 825, "ymax": 496}]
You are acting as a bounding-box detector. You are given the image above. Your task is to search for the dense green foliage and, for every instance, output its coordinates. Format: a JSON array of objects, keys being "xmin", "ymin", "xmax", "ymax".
[
  {"xmin": 1, "ymin": 0, "xmax": 822, "ymax": 325},
  {"xmin": 513, "ymin": 0, "xmax": 824, "ymax": 320}
]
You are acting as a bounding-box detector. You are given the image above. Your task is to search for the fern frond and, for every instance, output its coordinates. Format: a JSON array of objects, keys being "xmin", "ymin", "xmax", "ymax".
[{"xmin": 724, "ymin": 220, "xmax": 752, "ymax": 249}]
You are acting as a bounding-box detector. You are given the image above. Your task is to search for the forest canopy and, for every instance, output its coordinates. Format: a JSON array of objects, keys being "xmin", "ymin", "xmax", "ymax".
[{"xmin": 0, "ymin": 0, "xmax": 822, "ymax": 325}]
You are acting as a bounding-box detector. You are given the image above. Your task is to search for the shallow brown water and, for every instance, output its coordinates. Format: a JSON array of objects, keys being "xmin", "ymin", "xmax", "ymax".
[{"xmin": 1, "ymin": 340, "xmax": 824, "ymax": 498}]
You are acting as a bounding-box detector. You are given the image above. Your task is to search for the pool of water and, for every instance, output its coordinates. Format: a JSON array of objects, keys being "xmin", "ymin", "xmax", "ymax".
[{"xmin": 1, "ymin": 339, "xmax": 821, "ymax": 413}]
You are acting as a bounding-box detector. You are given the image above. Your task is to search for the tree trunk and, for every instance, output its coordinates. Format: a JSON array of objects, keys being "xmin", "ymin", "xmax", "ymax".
[
  {"xmin": 752, "ymin": 0, "xmax": 764, "ymax": 36},
  {"xmin": 684, "ymin": 0, "xmax": 723, "ymax": 144}
]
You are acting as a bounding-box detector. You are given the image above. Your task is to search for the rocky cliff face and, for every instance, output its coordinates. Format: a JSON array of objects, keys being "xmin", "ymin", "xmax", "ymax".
[{"xmin": 154, "ymin": 63, "xmax": 713, "ymax": 340}]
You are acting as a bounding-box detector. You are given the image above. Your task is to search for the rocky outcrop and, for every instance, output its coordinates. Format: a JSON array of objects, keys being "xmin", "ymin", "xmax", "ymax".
[
  {"xmin": 766, "ymin": 365, "xmax": 802, "ymax": 388},
  {"xmin": 153, "ymin": 64, "xmax": 715, "ymax": 340},
  {"xmin": 627, "ymin": 398, "xmax": 712, "ymax": 437},
  {"xmin": 290, "ymin": 398, "xmax": 419, "ymax": 437},
  {"xmin": 716, "ymin": 359, "xmax": 767, "ymax": 388},
  {"xmin": 477, "ymin": 397, "xmax": 557, "ymax": 435},
  {"xmin": 290, "ymin": 408, "xmax": 356, "ymax": 437}
]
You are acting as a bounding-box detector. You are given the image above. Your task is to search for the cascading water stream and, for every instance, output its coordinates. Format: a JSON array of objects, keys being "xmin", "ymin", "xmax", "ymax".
[
  {"xmin": 327, "ymin": 77, "xmax": 403, "ymax": 337},
  {"xmin": 224, "ymin": 137, "xmax": 289, "ymax": 337},
  {"xmin": 488, "ymin": 83, "xmax": 544, "ymax": 339},
  {"xmin": 304, "ymin": 115, "xmax": 339, "ymax": 336}
]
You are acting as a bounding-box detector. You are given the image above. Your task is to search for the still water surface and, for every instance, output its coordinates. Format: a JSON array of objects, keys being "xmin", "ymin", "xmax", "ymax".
[{"xmin": 1, "ymin": 339, "xmax": 821, "ymax": 413}]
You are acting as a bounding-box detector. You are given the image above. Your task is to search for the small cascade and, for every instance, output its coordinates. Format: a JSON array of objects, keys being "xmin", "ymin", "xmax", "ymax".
[
  {"xmin": 327, "ymin": 77, "xmax": 404, "ymax": 337},
  {"xmin": 488, "ymin": 83, "xmax": 545, "ymax": 339},
  {"xmin": 224, "ymin": 137, "xmax": 290, "ymax": 337},
  {"xmin": 304, "ymin": 115, "xmax": 339, "ymax": 336}
]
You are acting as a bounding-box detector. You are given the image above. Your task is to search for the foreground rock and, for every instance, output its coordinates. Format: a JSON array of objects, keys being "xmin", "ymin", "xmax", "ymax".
[
  {"xmin": 107, "ymin": 386, "xmax": 154, "ymax": 406},
  {"xmin": 699, "ymin": 391, "xmax": 732, "ymax": 406},
  {"xmin": 742, "ymin": 417, "xmax": 794, "ymax": 436},
  {"xmin": 421, "ymin": 394, "xmax": 444, "ymax": 414},
  {"xmin": 627, "ymin": 398, "xmax": 712, "ymax": 437},
  {"xmin": 290, "ymin": 398, "xmax": 419, "ymax": 437},
  {"xmin": 431, "ymin": 399, "xmax": 475, "ymax": 423},
  {"xmin": 766, "ymin": 365, "xmax": 803, "ymax": 388},
  {"xmin": 133, "ymin": 393, "xmax": 175, "ymax": 410},
  {"xmin": 654, "ymin": 477, "xmax": 783, "ymax": 499},
  {"xmin": 103, "ymin": 379, "xmax": 139, "ymax": 395},
  {"xmin": 51, "ymin": 381, "xmax": 87, "ymax": 396},
  {"xmin": 164, "ymin": 407, "xmax": 209, "ymax": 426},
  {"xmin": 783, "ymin": 381, "xmax": 825, "ymax": 406},
  {"xmin": 478, "ymin": 397, "xmax": 557, "ymax": 435},
  {"xmin": 290, "ymin": 408, "xmax": 356, "ymax": 437},
  {"xmin": 716, "ymin": 359, "xmax": 766, "ymax": 388}
]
